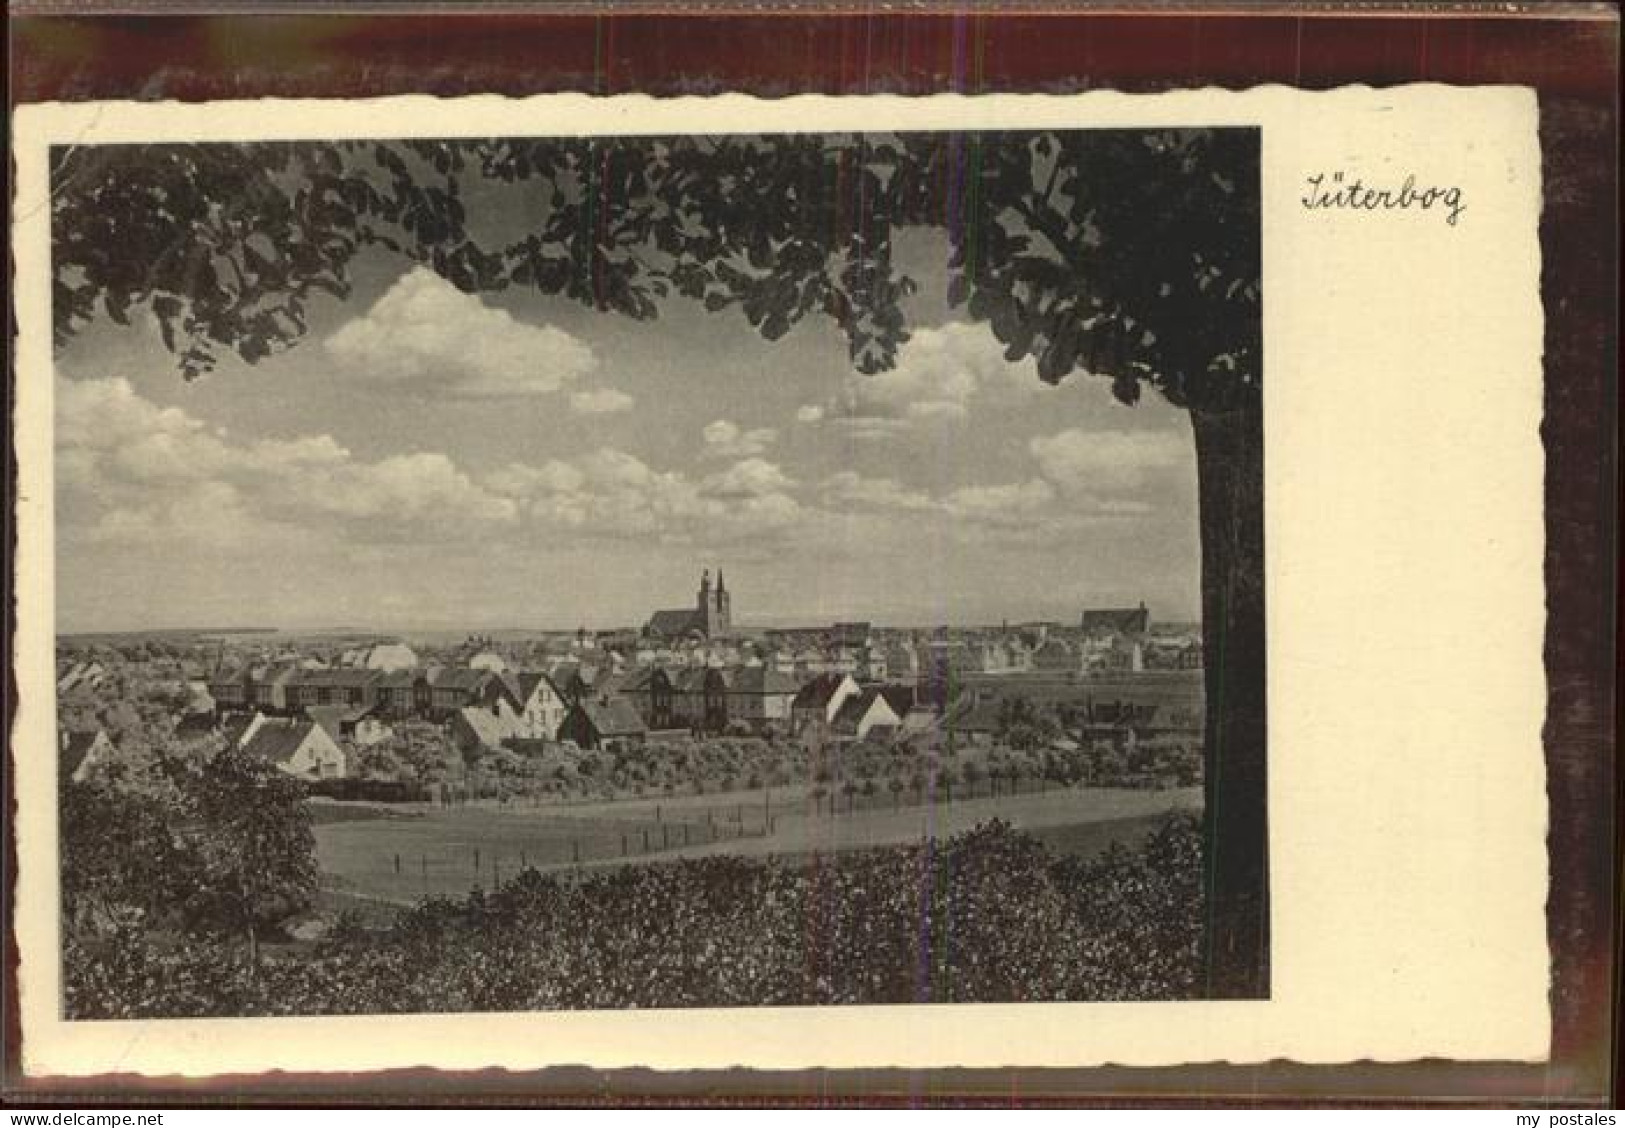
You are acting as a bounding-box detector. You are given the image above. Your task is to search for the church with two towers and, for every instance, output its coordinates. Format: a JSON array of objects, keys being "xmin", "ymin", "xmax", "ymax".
[{"xmin": 642, "ymin": 569, "xmax": 733, "ymax": 640}]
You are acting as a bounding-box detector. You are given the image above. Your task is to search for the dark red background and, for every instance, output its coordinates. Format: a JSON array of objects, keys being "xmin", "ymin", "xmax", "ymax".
[
  {"xmin": 8, "ymin": 13, "xmax": 1622, "ymax": 101},
  {"xmin": 7, "ymin": 6, "xmax": 1619, "ymax": 1107}
]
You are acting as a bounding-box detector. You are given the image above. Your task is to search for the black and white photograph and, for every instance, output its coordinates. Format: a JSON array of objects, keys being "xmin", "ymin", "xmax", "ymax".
[{"xmin": 46, "ymin": 124, "xmax": 1267, "ymax": 1020}]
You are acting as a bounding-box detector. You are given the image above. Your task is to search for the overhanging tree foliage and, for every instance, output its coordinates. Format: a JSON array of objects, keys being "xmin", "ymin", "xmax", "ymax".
[{"xmin": 50, "ymin": 129, "xmax": 1266, "ymax": 996}]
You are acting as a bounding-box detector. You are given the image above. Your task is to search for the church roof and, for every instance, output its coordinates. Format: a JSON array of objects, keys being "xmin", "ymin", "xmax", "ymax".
[{"xmin": 646, "ymin": 608, "xmax": 704, "ymax": 637}]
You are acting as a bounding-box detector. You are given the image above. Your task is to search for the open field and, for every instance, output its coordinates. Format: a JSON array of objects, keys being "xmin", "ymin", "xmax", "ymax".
[{"xmin": 313, "ymin": 784, "xmax": 1201, "ymax": 906}]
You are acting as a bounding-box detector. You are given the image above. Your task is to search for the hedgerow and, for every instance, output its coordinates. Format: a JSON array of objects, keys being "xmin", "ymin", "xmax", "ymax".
[{"xmin": 64, "ymin": 814, "xmax": 1202, "ymax": 1018}]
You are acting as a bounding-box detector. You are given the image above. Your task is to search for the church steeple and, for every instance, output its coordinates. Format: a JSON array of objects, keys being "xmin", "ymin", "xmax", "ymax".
[{"xmin": 712, "ymin": 565, "xmax": 731, "ymax": 635}]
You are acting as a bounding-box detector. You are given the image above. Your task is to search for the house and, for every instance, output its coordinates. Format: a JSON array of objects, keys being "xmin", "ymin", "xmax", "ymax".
[
  {"xmin": 305, "ymin": 704, "xmax": 393, "ymax": 747},
  {"xmin": 830, "ymin": 688, "xmax": 903, "ymax": 742},
  {"xmin": 624, "ymin": 666, "xmax": 678, "ymax": 730},
  {"xmin": 424, "ymin": 667, "xmax": 517, "ymax": 719},
  {"xmin": 874, "ymin": 684, "xmax": 923, "ymax": 720},
  {"xmin": 829, "ymin": 621, "xmax": 871, "ymax": 649},
  {"xmin": 448, "ymin": 705, "xmax": 520, "ymax": 759},
  {"xmin": 508, "ymin": 670, "xmax": 570, "ymax": 740},
  {"xmin": 371, "ymin": 669, "xmax": 428, "ymax": 719},
  {"xmin": 206, "ymin": 666, "xmax": 250, "ymax": 712},
  {"xmin": 60, "ymin": 728, "xmax": 116, "ymax": 784},
  {"xmin": 207, "ymin": 664, "xmax": 297, "ymax": 715},
  {"xmin": 221, "ymin": 711, "xmax": 270, "ymax": 750},
  {"xmin": 57, "ymin": 660, "xmax": 107, "ymax": 695},
  {"xmin": 1144, "ymin": 636, "xmax": 1203, "ymax": 670},
  {"xmin": 1081, "ymin": 603, "xmax": 1151, "ymax": 639},
  {"xmin": 592, "ymin": 669, "xmax": 632, "ymax": 702},
  {"xmin": 883, "ymin": 641, "xmax": 921, "ymax": 681},
  {"xmin": 1032, "ymin": 638, "xmax": 1085, "ymax": 674},
  {"xmin": 790, "ymin": 673, "xmax": 862, "ymax": 735},
  {"xmin": 557, "ymin": 694, "xmax": 648, "ymax": 753},
  {"xmin": 699, "ymin": 667, "xmax": 730, "ymax": 732},
  {"xmin": 666, "ymin": 667, "xmax": 705, "ymax": 728},
  {"xmin": 858, "ymin": 647, "xmax": 888, "ymax": 682},
  {"xmin": 548, "ymin": 661, "xmax": 607, "ymax": 704},
  {"xmin": 283, "ymin": 668, "xmax": 382, "ymax": 712},
  {"xmin": 239, "ymin": 719, "xmax": 346, "ymax": 780},
  {"xmin": 724, "ymin": 666, "xmax": 801, "ymax": 732}
]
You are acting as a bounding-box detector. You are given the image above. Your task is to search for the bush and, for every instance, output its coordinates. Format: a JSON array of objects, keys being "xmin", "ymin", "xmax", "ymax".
[{"xmin": 64, "ymin": 815, "xmax": 1203, "ymax": 1017}]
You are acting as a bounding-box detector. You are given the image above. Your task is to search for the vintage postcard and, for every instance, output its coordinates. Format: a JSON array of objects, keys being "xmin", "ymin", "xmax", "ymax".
[{"xmin": 10, "ymin": 88, "xmax": 1547, "ymax": 1076}]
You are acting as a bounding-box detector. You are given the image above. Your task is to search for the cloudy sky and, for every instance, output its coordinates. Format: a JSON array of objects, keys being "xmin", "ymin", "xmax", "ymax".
[{"xmin": 55, "ymin": 226, "xmax": 1199, "ymax": 633}]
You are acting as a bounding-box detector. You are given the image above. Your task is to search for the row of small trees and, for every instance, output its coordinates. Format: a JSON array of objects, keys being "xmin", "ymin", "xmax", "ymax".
[{"xmin": 342, "ymin": 719, "xmax": 1200, "ymax": 807}]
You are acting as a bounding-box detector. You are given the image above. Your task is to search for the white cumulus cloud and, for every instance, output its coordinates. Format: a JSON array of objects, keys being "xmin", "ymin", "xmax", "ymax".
[
  {"xmin": 801, "ymin": 321, "xmax": 1051, "ymax": 437},
  {"xmin": 942, "ymin": 478, "xmax": 1057, "ymax": 524},
  {"xmin": 819, "ymin": 471, "xmax": 936, "ymax": 513},
  {"xmin": 701, "ymin": 458, "xmax": 796, "ymax": 499},
  {"xmin": 702, "ymin": 419, "xmax": 778, "ymax": 459},
  {"xmin": 1029, "ymin": 428, "xmax": 1189, "ymax": 494},
  {"xmin": 489, "ymin": 448, "xmax": 802, "ymax": 543},
  {"xmin": 324, "ymin": 267, "xmax": 598, "ymax": 400},
  {"xmin": 56, "ymin": 377, "xmax": 517, "ymax": 547}
]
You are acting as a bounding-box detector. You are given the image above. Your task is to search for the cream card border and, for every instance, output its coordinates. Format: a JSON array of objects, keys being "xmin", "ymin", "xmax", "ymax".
[{"xmin": 10, "ymin": 87, "xmax": 1548, "ymax": 1076}]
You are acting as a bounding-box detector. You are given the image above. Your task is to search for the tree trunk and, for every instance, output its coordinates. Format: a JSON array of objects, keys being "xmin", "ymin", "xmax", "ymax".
[{"xmin": 1190, "ymin": 402, "xmax": 1269, "ymax": 999}]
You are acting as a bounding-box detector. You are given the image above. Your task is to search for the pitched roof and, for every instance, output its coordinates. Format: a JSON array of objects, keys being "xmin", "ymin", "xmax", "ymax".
[
  {"xmin": 833, "ymin": 688, "xmax": 898, "ymax": 732},
  {"xmin": 60, "ymin": 729, "xmax": 108, "ymax": 776},
  {"xmin": 174, "ymin": 712, "xmax": 218, "ymax": 741},
  {"xmin": 792, "ymin": 672, "xmax": 851, "ymax": 710},
  {"xmin": 621, "ymin": 666, "xmax": 667, "ymax": 694},
  {"xmin": 1081, "ymin": 606, "xmax": 1150, "ymax": 636},
  {"xmin": 452, "ymin": 706, "xmax": 515, "ymax": 750},
  {"xmin": 218, "ymin": 713, "xmax": 256, "ymax": 748},
  {"xmin": 874, "ymin": 684, "xmax": 918, "ymax": 715},
  {"xmin": 305, "ymin": 704, "xmax": 363, "ymax": 743},
  {"xmin": 240, "ymin": 720, "xmax": 328, "ymax": 767},
  {"xmin": 577, "ymin": 695, "xmax": 647, "ymax": 737},
  {"xmin": 372, "ymin": 668, "xmax": 423, "ymax": 689},
  {"xmin": 428, "ymin": 667, "xmax": 494, "ymax": 692},
  {"xmin": 514, "ymin": 670, "xmax": 564, "ymax": 703}
]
